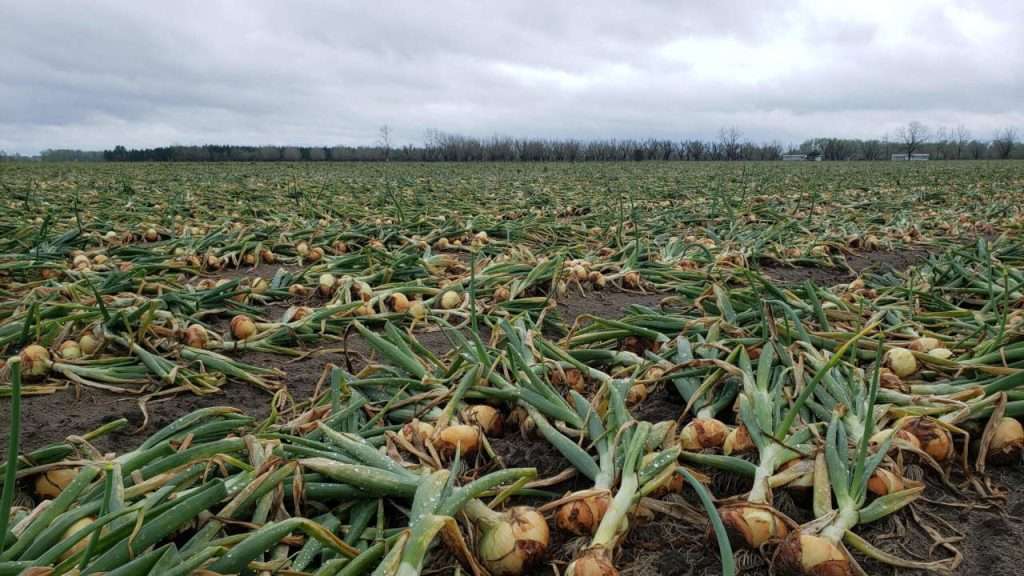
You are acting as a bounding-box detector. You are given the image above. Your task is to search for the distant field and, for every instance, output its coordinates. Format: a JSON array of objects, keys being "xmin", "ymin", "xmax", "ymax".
[{"xmin": 1, "ymin": 160, "xmax": 1023, "ymax": 575}]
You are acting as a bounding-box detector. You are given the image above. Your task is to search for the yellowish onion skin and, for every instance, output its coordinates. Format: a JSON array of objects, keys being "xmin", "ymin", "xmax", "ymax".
[
  {"xmin": 79, "ymin": 333, "xmax": 100, "ymax": 356},
  {"xmin": 387, "ymin": 292, "xmax": 410, "ymax": 314},
  {"xmin": 987, "ymin": 417, "xmax": 1024, "ymax": 465},
  {"xmin": 866, "ymin": 468, "xmax": 905, "ymax": 496},
  {"xmin": 464, "ymin": 405, "xmax": 504, "ymax": 437},
  {"xmin": 775, "ymin": 532, "xmax": 851, "ymax": 576},
  {"xmin": 679, "ymin": 418, "xmax": 729, "ymax": 451},
  {"xmin": 19, "ymin": 344, "xmax": 51, "ymax": 380},
  {"xmin": 902, "ymin": 417, "xmax": 953, "ymax": 462},
  {"xmin": 184, "ymin": 325, "xmax": 209, "ymax": 348},
  {"xmin": 440, "ymin": 290, "xmax": 462, "ymax": 310},
  {"xmin": 869, "ymin": 428, "xmax": 921, "ymax": 453},
  {"xmin": 435, "ymin": 424, "xmax": 481, "ymax": 457},
  {"xmin": 477, "ymin": 507, "xmax": 550, "ymax": 576},
  {"xmin": 723, "ymin": 424, "xmax": 755, "ymax": 455},
  {"xmin": 58, "ymin": 516, "xmax": 97, "ymax": 562},
  {"xmin": 566, "ymin": 547, "xmax": 618, "ymax": 576},
  {"xmin": 58, "ymin": 340, "xmax": 82, "ymax": 360},
  {"xmin": 230, "ymin": 315, "xmax": 257, "ymax": 341},
  {"xmin": 719, "ymin": 504, "xmax": 790, "ymax": 549},
  {"xmin": 556, "ymin": 492, "xmax": 610, "ymax": 536},
  {"xmin": 886, "ymin": 347, "xmax": 918, "ymax": 378},
  {"xmin": 35, "ymin": 468, "xmax": 79, "ymax": 499}
]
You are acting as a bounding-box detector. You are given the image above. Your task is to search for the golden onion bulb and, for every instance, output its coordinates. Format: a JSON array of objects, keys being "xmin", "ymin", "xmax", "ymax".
[
  {"xmin": 866, "ymin": 468, "xmax": 905, "ymax": 496},
  {"xmin": 720, "ymin": 504, "xmax": 789, "ymax": 548},
  {"xmin": 723, "ymin": 424, "xmax": 755, "ymax": 455},
  {"xmin": 435, "ymin": 424, "xmax": 481, "ymax": 457},
  {"xmin": 58, "ymin": 516, "xmax": 96, "ymax": 562},
  {"xmin": 556, "ymin": 492, "xmax": 610, "ymax": 536},
  {"xmin": 902, "ymin": 417, "xmax": 953, "ymax": 462},
  {"xmin": 775, "ymin": 532, "xmax": 850, "ymax": 576},
  {"xmin": 987, "ymin": 417, "xmax": 1024, "ymax": 465},
  {"xmin": 387, "ymin": 292, "xmax": 410, "ymax": 314},
  {"xmin": 318, "ymin": 273, "xmax": 336, "ymax": 297},
  {"xmin": 464, "ymin": 405, "xmax": 504, "ymax": 437},
  {"xmin": 440, "ymin": 290, "xmax": 462, "ymax": 310},
  {"xmin": 58, "ymin": 340, "xmax": 81, "ymax": 360},
  {"xmin": 184, "ymin": 324, "xmax": 209, "ymax": 348},
  {"xmin": 19, "ymin": 344, "xmax": 51, "ymax": 379},
  {"xmin": 79, "ymin": 333, "xmax": 100, "ymax": 356},
  {"xmin": 229, "ymin": 315, "xmax": 257, "ymax": 341},
  {"xmin": 908, "ymin": 337, "xmax": 940, "ymax": 352},
  {"xmin": 886, "ymin": 347, "xmax": 918, "ymax": 378},
  {"xmin": 477, "ymin": 507, "xmax": 549, "ymax": 576},
  {"xmin": 679, "ymin": 418, "xmax": 729, "ymax": 451},
  {"xmin": 566, "ymin": 547, "xmax": 618, "ymax": 576},
  {"xmin": 35, "ymin": 467, "xmax": 79, "ymax": 499}
]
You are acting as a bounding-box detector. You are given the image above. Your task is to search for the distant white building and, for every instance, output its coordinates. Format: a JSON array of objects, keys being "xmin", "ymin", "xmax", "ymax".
[
  {"xmin": 783, "ymin": 154, "xmax": 808, "ymax": 161},
  {"xmin": 891, "ymin": 153, "xmax": 929, "ymax": 161}
]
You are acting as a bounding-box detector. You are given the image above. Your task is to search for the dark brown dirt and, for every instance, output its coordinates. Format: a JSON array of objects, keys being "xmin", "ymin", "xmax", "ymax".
[
  {"xmin": 557, "ymin": 290, "xmax": 665, "ymax": 327},
  {"xmin": 760, "ymin": 247, "xmax": 933, "ymax": 286}
]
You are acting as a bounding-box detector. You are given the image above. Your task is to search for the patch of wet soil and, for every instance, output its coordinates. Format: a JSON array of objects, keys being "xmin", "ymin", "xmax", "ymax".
[
  {"xmin": 760, "ymin": 246, "xmax": 933, "ymax": 286},
  {"xmin": 557, "ymin": 290, "xmax": 665, "ymax": 327}
]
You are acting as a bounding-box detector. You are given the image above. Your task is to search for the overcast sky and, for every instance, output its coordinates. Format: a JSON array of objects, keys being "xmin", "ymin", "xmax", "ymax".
[{"xmin": 2, "ymin": 0, "xmax": 1022, "ymax": 154}]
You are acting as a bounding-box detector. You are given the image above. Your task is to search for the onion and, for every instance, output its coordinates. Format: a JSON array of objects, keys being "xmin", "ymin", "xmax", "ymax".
[
  {"xmin": 58, "ymin": 516, "xmax": 96, "ymax": 562},
  {"xmin": 566, "ymin": 547, "xmax": 617, "ymax": 576},
  {"xmin": 868, "ymin": 428, "xmax": 921, "ymax": 452},
  {"xmin": 242, "ymin": 252, "xmax": 257, "ymax": 266},
  {"xmin": 928, "ymin": 347, "xmax": 953, "ymax": 360},
  {"xmin": 400, "ymin": 420, "xmax": 435, "ymax": 445},
  {"xmin": 71, "ymin": 254, "xmax": 91, "ymax": 270},
  {"xmin": 886, "ymin": 347, "xmax": 918, "ymax": 378},
  {"xmin": 19, "ymin": 344, "xmax": 51, "ymax": 379},
  {"xmin": 184, "ymin": 324, "xmax": 209, "ymax": 348},
  {"xmin": 986, "ymin": 417, "xmax": 1024, "ymax": 464},
  {"xmin": 901, "ymin": 417, "xmax": 953, "ymax": 462},
  {"xmin": 589, "ymin": 271, "xmax": 607, "ymax": 289},
  {"xmin": 642, "ymin": 453, "xmax": 685, "ymax": 496},
  {"xmin": 205, "ymin": 253, "xmax": 222, "ymax": 270},
  {"xmin": 307, "ymin": 246, "xmax": 325, "ymax": 262},
  {"xmin": 58, "ymin": 340, "xmax": 82, "ymax": 360},
  {"xmin": 679, "ymin": 418, "xmax": 729, "ymax": 451},
  {"xmin": 332, "ymin": 241, "xmax": 348, "ymax": 254},
  {"xmin": 476, "ymin": 507, "xmax": 549, "ymax": 576},
  {"xmin": 464, "ymin": 405, "xmax": 503, "ymax": 437},
  {"xmin": 908, "ymin": 337, "xmax": 940, "ymax": 352},
  {"xmin": 260, "ymin": 249, "xmax": 276, "ymax": 264},
  {"xmin": 867, "ymin": 468, "xmax": 905, "ymax": 496},
  {"xmin": 409, "ymin": 300, "xmax": 428, "ymax": 320},
  {"xmin": 318, "ymin": 273, "xmax": 336, "ymax": 297},
  {"xmin": 775, "ymin": 532, "xmax": 850, "ymax": 576},
  {"xmin": 288, "ymin": 283, "xmax": 309, "ymax": 297},
  {"xmin": 434, "ymin": 237, "xmax": 450, "ymax": 250},
  {"xmin": 79, "ymin": 333, "xmax": 100, "ymax": 356},
  {"xmin": 440, "ymin": 290, "xmax": 462, "ymax": 309},
  {"xmin": 626, "ymin": 382, "xmax": 648, "ymax": 404},
  {"xmin": 296, "ymin": 241, "xmax": 310, "ymax": 256},
  {"xmin": 143, "ymin": 227, "xmax": 159, "ymax": 242},
  {"xmin": 230, "ymin": 315, "xmax": 257, "ymax": 341},
  {"xmin": 251, "ymin": 277, "xmax": 269, "ymax": 294},
  {"xmin": 493, "ymin": 285, "xmax": 511, "ymax": 302},
  {"xmin": 556, "ymin": 492, "xmax": 610, "ymax": 536},
  {"xmin": 435, "ymin": 424, "xmax": 481, "ymax": 457},
  {"xmin": 719, "ymin": 504, "xmax": 789, "ymax": 548},
  {"xmin": 386, "ymin": 292, "xmax": 410, "ymax": 314},
  {"xmin": 623, "ymin": 271, "xmax": 641, "ymax": 288},
  {"xmin": 878, "ymin": 368, "xmax": 904, "ymax": 390},
  {"xmin": 103, "ymin": 230, "xmax": 118, "ymax": 243},
  {"xmin": 551, "ymin": 367, "xmax": 586, "ymax": 392},
  {"xmin": 283, "ymin": 306, "xmax": 313, "ymax": 322},
  {"xmin": 92, "ymin": 254, "xmax": 108, "ymax": 266},
  {"xmin": 723, "ymin": 424, "xmax": 755, "ymax": 455},
  {"xmin": 35, "ymin": 467, "xmax": 78, "ymax": 499}
]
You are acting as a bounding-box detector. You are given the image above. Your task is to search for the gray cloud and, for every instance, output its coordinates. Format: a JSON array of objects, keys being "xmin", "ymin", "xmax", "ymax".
[{"xmin": 1, "ymin": 0, "xmax": 1022, "ymax": 154}]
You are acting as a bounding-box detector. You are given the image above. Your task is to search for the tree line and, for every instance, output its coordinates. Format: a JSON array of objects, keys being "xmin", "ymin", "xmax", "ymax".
[{"xmin": 5, "ymin": 123, "xmax": 1018, "ymax": 162}]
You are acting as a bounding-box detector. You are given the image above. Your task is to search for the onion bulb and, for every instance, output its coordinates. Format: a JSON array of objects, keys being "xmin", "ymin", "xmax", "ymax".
[
  {"xmin": 288, "ymin": 283, "xmax": 309, "ymax": 297},
  {"xmin": 58, "ymin": 340, "xmax": 81, "ymax": 360},
  {"xmin": 230, "ymin": 315, "xmax": 257, "ymax": 341},
  {"xmin": 71, "ymin": 254, "xmax": 91, "ymax": 270},
  {"xmin": 307, "ymin": 246, "xmax": 324, "ymax": 262},
  {"xmin": 184, "ymin": 325, "xmax": 209, "ymax": 348},
  {"xmin": 400, "ymin": 420, "xmax": 435, "ymax": 445},
  {"xmin": 551, "ymin": 367, "xmax": 586, "ymax": 392},
  {"xmin": 566, "ymin": 547, "xmax": 617, "ymax": 576},
  {"xmin": 928, "ymin": 347, "xmax": 953, "ymax": 360},
  {"xmin": 440, "ymin": 290, "xmax": 462, "ymax": 310},
  {"xmin": 79, "ymin": 333, "xmax": 100, "ymax": 356},
  {"xmin": 986, "ymin": 417, "xmax": 1024, "ymax": 464},
  {"xmin": 464, "ymin": 405, "xmax": 503, "ymax": 437},
  {"xmin": 205, "ymin": 253, "xmax": 222, "ymax": 270},
  {"xmin": 58, "ymin": 516, "xmax": 96, "ymax": 562},
  {"xmin": 556, "ymin": 491, "xmax": 610, "ymax": 536},
  {"xmin": 626, "ymin": 382, "xmax": 648, "ymax": 404},
  {"xmin": 623, "ymin": 271, "xmax": 641, "ymax": 289},
  {"xmin": 242, "ymin": 252, "xmax": 257, "ymax": 266},
  {"xmin": 476, "ymin": 507, "xmax": 549, "ymax": 576},
  {"xmin": 867, "ymin": 468, "xmax": 905, "ymax": 496},
  {"xmin": 409, "ymin": 300, "xmax": 428, "ymax": 320},
  {"xmin": 493, "ymin": 285, "xmax": 511, "ymax": 302},
  {"xmin": 886, "ymin": 347, "xmax": 918, "ymax": 378},
  {"xmin": 283, "ymin": 306, "xmax": 313, "ymax": 323},
  {"xmin": 719, "ymin": 504, "xmax": 790, "ymax": 548},
  {"xmin": 723, "ymin": 424, "xmax": 755, "ymax": 455},
  {"xmin": 35, "ymin": 467, "xmax": 79, "ymax": 499},
  {"xmin": 386, "ymin": 292, "xmax": 410, "ymax": 314},
  {"xmin": 435, "ymin": 424, "xmax": 481, "ymax": 457},
  {"xmin": 775, "ymin": 532, "xmax": 850, "ymax": 576},
  {"xmin": 589, "ymin": 271, "xmax": 607, "ymax": 289},
  {"xmin": 318, "ymin": 273, "xmax": 336, "ymax": 297},
  {"xmin": 260, "ymin": 249, "xmax": 276, "ymax": 264},
  {"xmin": 868, "ymin": 428, "xmax": 921, "ymax": 452},
  {"xmin": 908, "ymin": 337, "xmax": 940, "ymax": 352},
  {"xmin": 19, "ymin": 344, "xmax": 51, "ymax": 379},
  {"xmin": 679, "ymin": 418, "xmax": 729, "ymax": 451},
  {"xmin": 901, "ymin": 417, "xmax": 953, "ymax": 462},
  {"xmin": 296, "ymin": 241, "xmax": 310, "ymax": 256},
  {"xmin": 143, "ymin": 227, "xmax": 159, "ymax": 242}
]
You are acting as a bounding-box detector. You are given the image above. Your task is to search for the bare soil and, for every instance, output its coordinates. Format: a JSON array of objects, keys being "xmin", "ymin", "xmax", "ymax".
[{"xmin": 760, "ymin": 247, "xmax": 932, "ymax": 286}]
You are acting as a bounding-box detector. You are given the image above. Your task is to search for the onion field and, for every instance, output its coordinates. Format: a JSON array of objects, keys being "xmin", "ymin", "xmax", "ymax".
[{"xmin": 1, "ymin": 160, "xmax": 1023, "ymax": 575}]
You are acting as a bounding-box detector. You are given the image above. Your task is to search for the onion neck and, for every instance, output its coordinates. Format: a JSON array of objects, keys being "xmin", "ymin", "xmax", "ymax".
[
  {"xmin": 591, "ymin": 472, "xmax": 638, "ymax": 549},
  {"xmin": 748, "ymin": 444, "xmax": 781, "ymax": 505}
]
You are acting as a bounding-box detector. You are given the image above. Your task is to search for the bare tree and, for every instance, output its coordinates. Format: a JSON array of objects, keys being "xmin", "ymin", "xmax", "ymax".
[
  {"xmin": 896, "ymin": 121, "xmax": 930, "ymax": 157},
  {"xmin": 992, "ymin": 127, "xmax": 1018, "ymax": 160},
  {"xmin": 953, "ymin": 125, "xmax": 970, "ymax": 160},
  {"xmin": 719, "ymin": 127, "xmax": 742, "ymax": 161},
  {"xmin": 379, "ymin": 125, "xmax": 392, "ymax": 161}
]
